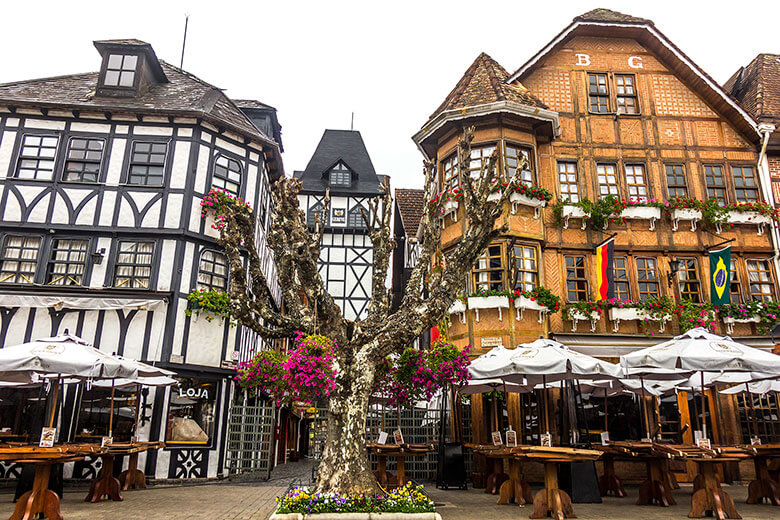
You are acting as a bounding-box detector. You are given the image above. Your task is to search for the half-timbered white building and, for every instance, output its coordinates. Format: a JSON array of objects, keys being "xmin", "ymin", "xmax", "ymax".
[
  {"xmin": 0, "ymin": 39, "xmax": 283, "ymax": 480},
  {"xmin": 294, "ymin": 130, "xmax": 386, "ymax": 320}
]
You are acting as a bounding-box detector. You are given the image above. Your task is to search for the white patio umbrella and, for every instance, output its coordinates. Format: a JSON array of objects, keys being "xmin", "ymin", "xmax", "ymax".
[
  {"xmin": 720, "ymin": 379, "xmax": 780, "ymax": 395},
  {"xmin": 469, "ymin": 339, "xmax": 622, "ymax": 440},
  {"xmin": 0, "ymin": 332, "xmax": 139, "ymax": 382},
  {"xmin": 458, "ymin": 378, "xmax": 531, "ymax": 395},
  {"xmin": 621, "ymin": 327, "xmax": 780, "ymax": 439}
]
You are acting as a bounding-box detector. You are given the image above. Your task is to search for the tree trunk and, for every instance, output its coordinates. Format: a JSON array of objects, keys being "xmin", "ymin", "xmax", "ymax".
[{"xmin": 314, "ymin": 344, "xmax": 379, "ymax": 495}]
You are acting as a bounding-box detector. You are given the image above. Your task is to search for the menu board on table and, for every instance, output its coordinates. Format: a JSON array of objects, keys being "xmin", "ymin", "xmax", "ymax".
[
  {"xmin": 696, "ymin": 437, "xmax": 711, "ymax": 450},
  {"xmin": 540, "ymin": 433, "xmax": 552, "ymax": 447},
  {"xmin": 491, "ymin": 431, "xmax": 503, "ymax": 446},
  {"xmin": 39, "ymin": 427, "xmax": 56, "ymax": 448},
  {"xmin": 393, "ymin": 429, "xmax": 404, "ymax": 445},
  {"xmin": 377, "ymin": 431, "xmax": 388, "ymax": 445},
  {"xmin": 750, "ymin": 436, "xmax": 761, "ymax": 446},
  {"xmin": 506, "ymin": 429, "xmax": 517, "ymax": 447},
  {"xmin": 600, "ymin": 432, "xmax": 610, "ymax": 446},
  {"xmin": 101, "ymin": 436, "xmax": 113, "ymax": 447}
]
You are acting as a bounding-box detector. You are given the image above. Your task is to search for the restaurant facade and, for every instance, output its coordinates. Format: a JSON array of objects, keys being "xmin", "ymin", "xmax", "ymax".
[
  {"xmin": 413, "ymin": 9, "xmax": 780, "ymax": 482},
  {"xmin": 0, "ymin": 39, "xmax": 283, "ymax": 480}
]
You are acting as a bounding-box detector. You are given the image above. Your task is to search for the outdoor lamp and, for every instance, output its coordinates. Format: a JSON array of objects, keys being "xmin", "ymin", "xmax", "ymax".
[
  {"xmin": 91, "ymin": 248, "xmax": 106, "ymax": 265},
  {"xmin": 666, "ymin": 258, "xmax": 681, "ymax": 288}
]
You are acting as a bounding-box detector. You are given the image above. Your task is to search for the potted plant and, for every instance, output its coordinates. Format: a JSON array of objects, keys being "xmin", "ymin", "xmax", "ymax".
[
  {"xmin": 720, "ymin": 201, "xmax": 777, "ymax": 236},
  {"xmin": 428, "ymin": 188, "xmax": 464, "ymax": 221},
  {"xmin": 720, "ymin": 300, "xmax": 780, "ymax": 334},
  {"xmin": 553, "ymin": 200, "xmax": 590, "ymax": 230},
  {"xmin": 607, "ymin": 297, "xmax": 674, "ymax": 333},
  {"xmin": 618, "ymin": 199, "xmax": 663, "ymax": 231},
  {"xmin": 185, "ymin": 288, "xmax": 235, "ymax": 324}
]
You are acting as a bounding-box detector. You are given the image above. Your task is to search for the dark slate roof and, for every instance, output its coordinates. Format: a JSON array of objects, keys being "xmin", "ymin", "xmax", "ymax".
[
  {"xmin": 574, "ymin": 8, "xmax": 653, "ymax": 25},
  {"xmin": 429, "ymin": 52, "xmax": 546, "ymax": 121},
  {"xmin": 725, "ymin": 54, "xmax": 780, "ymax": 124},
  {"xmin": 395, "ymin": 188, "xmax": 425, "ymax": 238},
  {"xmin": 0, "ymin": 61, "xmax": 277, "ymax": 150},
  {"xmin": 233, "ymin": 99, "xmax": 277, "ymax": 110},
  {"xmin": 295, "ymin": 130, "xmax": 383, "ymax": 195}
]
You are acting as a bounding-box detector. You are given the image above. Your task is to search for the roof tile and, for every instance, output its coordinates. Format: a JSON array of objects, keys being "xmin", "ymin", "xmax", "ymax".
[
  {"xmin": 429, "ymin": 52, "xmax": 547, "ymax": 120},
  {"xmin": 395, "ymin": 188, "xmax": 425, "ymax": 238}
]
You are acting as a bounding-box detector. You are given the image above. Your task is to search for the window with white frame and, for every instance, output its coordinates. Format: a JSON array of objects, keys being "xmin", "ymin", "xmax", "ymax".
[
  {"xmin": 597, "ymin": 163, "xmax": 619, "ymax": 196},
  {"xmin": 16, "ymin": 135, "xmax": 59, "ymax": 180},
  {"xmin": 348, "ymin": 205, "xmax": 366, "ymax": 228},
  {"xmin": 557, "ymin": 162, "xmax": 579, "ymax": 202},
  {"xmin": 46, "ymin": 239, "xmax": 88, "ymax": 286},
  {"xmin": 63, "ymin": 137, "xmax": 104, "ymax": 182},
  {"xmin": 505, "ymin": 144, "xmax": 533, "ymax": 183},
  {"xmin": 0, "ymin": 236, "xmax": 41, "ymax": 284},
  {"xmin": 197, "ymin": 250, "xmax": 228, "ymax": 291},
  {"xmin": 114, "ymin": 241, "xmax": 154, "ymax": 289},
  {"xmin": 212, "ymin": 155, "xmax": 242, "ymax": 195}
]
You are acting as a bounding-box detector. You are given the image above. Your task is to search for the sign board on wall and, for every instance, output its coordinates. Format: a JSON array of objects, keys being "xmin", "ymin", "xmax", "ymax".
[{"xmin": 481, "ymin": 337, "xmax": 503, "ymax": 349}]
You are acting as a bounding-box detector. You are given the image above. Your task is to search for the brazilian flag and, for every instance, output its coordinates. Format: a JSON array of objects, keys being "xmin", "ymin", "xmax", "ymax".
[{"xmin": 710, "ymin": 246, "xmax": 731, "ymax": 305}]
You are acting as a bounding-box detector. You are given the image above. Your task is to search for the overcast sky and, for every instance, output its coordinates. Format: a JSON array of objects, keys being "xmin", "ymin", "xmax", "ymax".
[{"xmin": 1, "ymin": 1, "xmax": 778, "ymax": 189}]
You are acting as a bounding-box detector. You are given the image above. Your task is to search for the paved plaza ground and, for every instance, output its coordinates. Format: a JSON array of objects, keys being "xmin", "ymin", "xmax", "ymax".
[{"xmin": 0, "ymin": 462, "xmax": 775, "ymax": 520}]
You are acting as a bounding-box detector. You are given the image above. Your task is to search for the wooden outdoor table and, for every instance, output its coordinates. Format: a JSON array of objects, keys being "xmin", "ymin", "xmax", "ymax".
[
  {"xmin": 367, "ymin": 443, "xmax": 434, "ymax": 489},
  {"xmin": 466, "ymin": 445, "xmax": 532, "ymax": 504},
  {"xmin": 514, "ymin": 446, "xmax": 602, "ymax": 520},
  {"xmin": 0, "ymin": 446, "xmax": 87, "ymax": 520},
  {"xmin": 687, "ymin": 457, "xmax": 747, "ymax": 520},
  {"xmin": 108, "ymin": 441, "xmax": 165, "ymax": 491},
  {"xmin": 592, "ymin": 444, "xmax": 638, "ymax": 498},
  {"xmin": 740, "ymin": 443, "xmax": 780, "ymax": 506},
  {"xmin": 608, "ymin": 442, "xmax": 676, "ymax": 507}
]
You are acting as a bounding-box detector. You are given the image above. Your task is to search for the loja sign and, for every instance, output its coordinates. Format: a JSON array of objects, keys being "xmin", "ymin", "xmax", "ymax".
[
  {"xmin": 575, "ymin": 53, "xmax": 643, "ymax": 68},
  {"xmin": 178, "ymin": 387, "xmax": 209, "ymax": 399}
]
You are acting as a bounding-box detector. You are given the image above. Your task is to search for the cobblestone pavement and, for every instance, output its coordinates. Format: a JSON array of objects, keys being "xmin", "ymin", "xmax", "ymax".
[
  {"xmin": 0, "ymin": 466, "xmax": 775, "ymax": 520},
  {"xmin": 428, "ymin": 484, "xmax": 771, "ymax": 520}
]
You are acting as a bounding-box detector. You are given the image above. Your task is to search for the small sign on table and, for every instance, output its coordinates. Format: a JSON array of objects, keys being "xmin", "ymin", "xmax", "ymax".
[
  {"xmin": 600, "ymin": 431, "xmax": 610, "ymax": 446},
  {"xmin": 491, "ymin": 431, "xmax": 503, "ymax": 446},
  {"xmin": 393, "ymin": 429, "xmax": 404, "ymax": 445},
  {"xmin": 39, "ymin": 427, "xmax": 56, "ymax": 448},
  {"xmin": 377, "ymin": 431, "xmax": 388, "ymax": 444},
  {"xmin": 506, "ymin": 429, "xmax": 517, "ymax": 447},
  {"xmin": 540, "ymin": 433, "xmax": 552, "ymax": 447}
]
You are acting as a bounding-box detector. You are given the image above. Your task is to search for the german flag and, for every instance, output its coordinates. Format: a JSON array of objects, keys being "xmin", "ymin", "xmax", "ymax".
[{"xmin": 595, "ymin": 236, "xmax": 615, "ymax": 301}]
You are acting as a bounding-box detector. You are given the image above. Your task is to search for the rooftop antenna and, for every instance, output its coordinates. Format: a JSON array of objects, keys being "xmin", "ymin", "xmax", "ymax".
[
  {"xmin": 180, "ymin": 14, "xmax": 190, "ymax": 69},
  {"xmin": 350, "ymin": 112, "xmax": 354, "ymax": 131}
]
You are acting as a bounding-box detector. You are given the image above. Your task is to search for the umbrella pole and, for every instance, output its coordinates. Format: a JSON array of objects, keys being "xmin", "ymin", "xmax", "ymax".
[
  {"xmin": 109, "ymin": 380, "xmax": 115, "ymax": 438},
  {"xmin": 604, "ymin": 393, "xmax": 608, "ymax": 433},
  {"xmin": 639, "ymin": 376, "xmax": 648, "ymax": 439},
  {"xmin": 543, "ymin": 375, "xmax": 550, "ymax": 437},
  {"xmin": 700, "ymin": 372, "xmax": 707, "ymax": 440},
  {"xmin": 48, "ymin": 375, "xmax": 61, "ymax": 429},
  {"xmin": 133, "ymin": 383, "xmax": 142, "ymax": 440},
  {"xmin": 745, "ymin": 382, "xmax": 756, "ymax": 441}
]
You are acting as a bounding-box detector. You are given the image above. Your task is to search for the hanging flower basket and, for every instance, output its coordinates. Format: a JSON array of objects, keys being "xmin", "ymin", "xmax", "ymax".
[
  {"xmin": 442, "ymin": 199, "xmax": 459, "ymax": 220},
  {"xmin": 671, "ymin": 208, "xmax": 703, "ymax": 232},
  {"xmin": 568, "ymin": 310, "xmax": 601, "ymax": 332},
  {"xmin": 722, "ymin": 315, "xmax": 761, "ymax": 334},
  {"xmin": 560, "ymin": 205, "xmax": 589, "ymax": 230},
  {"xmin": 487, "ymin": 191, "xmax": 501, "ymax": 203}
]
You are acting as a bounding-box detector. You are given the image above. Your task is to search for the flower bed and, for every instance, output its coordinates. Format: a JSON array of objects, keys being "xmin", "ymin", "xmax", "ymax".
[{"xmin": 271, "ymin": 483, "xmax": 439, "ymax": 519}]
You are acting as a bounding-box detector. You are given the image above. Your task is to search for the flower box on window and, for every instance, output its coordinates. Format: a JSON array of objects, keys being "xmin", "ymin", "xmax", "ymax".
[
  {"xmin": 722, "ymin": 315, "xmax": 761, "ymax": 334},
  {"xmin": 716, "ymin": 211, "xmax": 772, "ymax": 235},
  {"xmin": 443, "ymin": 199, "xmax": 460, "ymax": 220},
  {"xmin": 671, "ymin": 208, "xmax": 703, "ymax": 232},
  {"xmin": 487, "ymin": 191, "xmax": 501, "ymax": 203},
  {"xmin": 514, "ymin": 296, "xmax": 549, "ymax": 323},
  {"xmin": 619, "ymin": 206, "xmax": 661, "ymax": 231},
  {"xmin": 561, "ymin": 205, "xmax": 589, "ymax": 230},
  {"xmin": 568, "ymin": 310, "xmax": 601, "ymax": 332},
  {"xmin": 608, "ymin": 307, "xmax": 671, "ymax": 333},
  {"xmin": 510, "ymin": 192, "xmax": 547, "ymax": 218},
  {"xmin": 467, "ymin": 296, "xmax": 510, "ymax": 322},
  {"xmin": 448, "ymin": 300, "xmax": 467, "ymax": 323}
]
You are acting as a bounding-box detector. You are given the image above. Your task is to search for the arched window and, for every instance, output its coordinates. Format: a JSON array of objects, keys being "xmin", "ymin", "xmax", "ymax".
[
  {"xmin": 212, "ymin": 154, "xmax": 242, "ymax": 195},
  {"xmin": 348, "ymin": 205, "xmax": 366, "ymax": 228},
  {"xmin": 307, "ymin": 201, "xmax": 328, "ymax": 227},
  {"xmin": 328, "ymin": 162, "xmax": 351, "ymax": 187},
  {"xmin": 197, "ymin": 250, "xmax": 228, "ymax": 290}
]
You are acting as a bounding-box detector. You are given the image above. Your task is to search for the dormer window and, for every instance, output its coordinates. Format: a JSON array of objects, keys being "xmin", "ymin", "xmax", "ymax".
[
  {"xmin": 104, "ymin": 54, "xmax": 138, "ymax": 88},
  {"xmin": 329, "ymin": 162, "xmax": 351, "ymax": 187}
]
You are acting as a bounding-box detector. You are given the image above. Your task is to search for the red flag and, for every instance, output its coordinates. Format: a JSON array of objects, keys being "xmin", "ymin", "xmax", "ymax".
[
  {"xmin": 430, "ymin": 326, "xmax": 441, "ymax": 344},
  {"xmin": 595, "ymin": 236, "xmax": 615, "ymax": 301}
]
